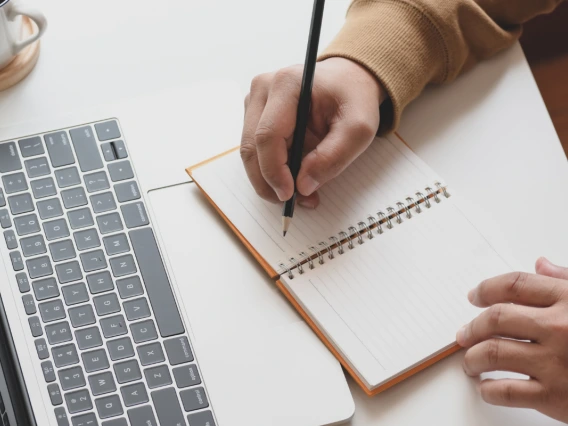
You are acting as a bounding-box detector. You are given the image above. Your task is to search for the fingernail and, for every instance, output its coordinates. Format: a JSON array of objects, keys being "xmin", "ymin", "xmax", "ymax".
[
  {"xmin": 468, "ymin": 288, "xmax": 476, "ymax": 303},
  {"xmin": 274, "ymin": 187, "xmax": 288, "ymax": 202},
  {"xmin": 298, "ymin": 199, "xmax": 317, "ymax": 209},
  {"xmin": 456, "ymin": 325, "xmax": 468, "ymax": 346},
  {"xmin": 300, "ymin": 175, "xmax": 319, "ymax": 196}
]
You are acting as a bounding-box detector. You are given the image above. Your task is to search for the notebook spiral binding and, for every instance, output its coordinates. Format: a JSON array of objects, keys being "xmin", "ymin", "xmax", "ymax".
[{"xmin": 278, "ymin": 182, "xmax": 450, "ymax": 279}]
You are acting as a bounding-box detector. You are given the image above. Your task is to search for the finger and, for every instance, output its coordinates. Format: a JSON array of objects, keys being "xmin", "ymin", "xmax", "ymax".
[
  {"xmin": 468, "ymin": 271, "xmax": 566, "ymax": 308},
  {"xmin": 535, "ymin": 257, "xmax": 568, "ymax": 280},
  {"xmin": 240, "ymin": 80, "xmax": 278, "ymax": 202},
  {"xmin": 478, "ymin": 378, "xmax": 546, "ymax": 409},
  {"xmin": 463, "ymin": 338, "xmax": 544, "ymax": 378},
  {"xmin": 297, "ymin": 192, "xmax": 320, "ymax": 209},
  {"xmin": 296, "ymin": 118, "xmax": 377, "ymax": 196},
  {"xmin": 457, "ymin": 304, "xmax": 545, "ymax": 347},
  {"xmin": 255, "ymin": 67, "xmax": 303, "ymax": 201}
]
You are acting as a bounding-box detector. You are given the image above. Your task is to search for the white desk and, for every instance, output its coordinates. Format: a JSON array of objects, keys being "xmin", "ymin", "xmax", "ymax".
[{"xmin": 3, "ymin": 1, "xmax": 568, "ymax": 425}]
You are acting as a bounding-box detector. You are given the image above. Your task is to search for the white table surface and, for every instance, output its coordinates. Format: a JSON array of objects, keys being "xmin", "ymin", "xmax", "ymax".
[{"xmin": 4, "ymin": 1, "xmax": 568, "ymax": 425}]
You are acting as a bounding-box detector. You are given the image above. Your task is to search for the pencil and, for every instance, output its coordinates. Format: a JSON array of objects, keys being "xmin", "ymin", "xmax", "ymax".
[{"xmin": 282, "ymin": 0, "xmax": 325, "ymax": 237}]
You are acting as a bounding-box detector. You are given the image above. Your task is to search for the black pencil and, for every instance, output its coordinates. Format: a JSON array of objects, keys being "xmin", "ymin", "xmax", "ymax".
[{"xmin": 282, "ymin": 0, "xmax": 325, "ymax": 237}]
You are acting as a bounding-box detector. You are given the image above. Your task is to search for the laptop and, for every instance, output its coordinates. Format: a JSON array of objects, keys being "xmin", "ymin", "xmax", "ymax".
[{"xmin": 0, "ymin": 81, "xmax": 354, "ymax": 426}]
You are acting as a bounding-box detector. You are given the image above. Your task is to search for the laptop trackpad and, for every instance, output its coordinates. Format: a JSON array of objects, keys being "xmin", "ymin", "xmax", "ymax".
[{"xmin": 149, "ymin": 183, "xmax": 354, "ymax": 426}]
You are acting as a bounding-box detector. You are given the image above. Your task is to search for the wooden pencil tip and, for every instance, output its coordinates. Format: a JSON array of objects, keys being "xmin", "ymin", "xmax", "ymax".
[{"xmin": 282, "ymin": 217, "xmax": 291, "ymax": 237}]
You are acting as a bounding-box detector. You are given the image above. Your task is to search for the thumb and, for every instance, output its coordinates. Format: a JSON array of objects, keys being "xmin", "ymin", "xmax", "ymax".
[
  {"xmin": 296, "ymin": 118, "xmax": 377, "ymax": 196},
  {"xmin": 535, "ymin": 257, "xmax": 568, "ymax": 280}
]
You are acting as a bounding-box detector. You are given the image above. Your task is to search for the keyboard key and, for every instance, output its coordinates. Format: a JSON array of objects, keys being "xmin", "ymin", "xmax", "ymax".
[
  {"xmin": 18, "ymin": 137, "xmax": 44, "ymax": 158},
  {"xmin": 41, "ymin": 360, "xmax": 56, "ymax": 382},
  {"xmin": 10, "ymin": 251, "xmax": 24, "ymax": 271},
  {"xmin": 28, "ymin": 316, "xmax": 42, "ymax": 336},
  {"xmin": 45, "ymin": 132, "xmax": 75, "ymax": 168},
  {"xmin": 46, "ymin": 321, "xmax": 72, "ymax": 345},
  {"xmin": 111, "ymin": 140, "xmax": 127, "ymax": 159},
  {"xmin": 122, "ymin": 203, "xmax": 149, "ymax": 229},
  {"xmin": 95, "ymin": 121, "xmax": 121, "ymax": 141},
  {"xmin": 39, "ymin": 299, "xmax": 66, "ymax": 322},
  {"xmin": 54, "ymin": 407, "xmax": 69, "ymax": 426},
  {"xmin": 84, "ymin": 171, "xmax": 110, "ymax": 193},
  {"xmin": 152, "ymin": 387, "xmax": 185, "ymax": 426},
  {"xmin": 164, "ymin": 337, "xmax": 194, "ymax": 365},
  {"xmin": 15, "ymin": 213, "xmax": 40, "ymax": 235},
  {"xmin": 94, "ymin": 293, "xmax": 120, "ymax": 316},
  {"xmin": 22, "ymin": 295, "xmax": 36, "ymax": 314},
  {"xmin": 4, "ymin": 229, "xmax": 17, "ymax": 249},
  {"xmin": 101, "ymin": 143, "xmax": 116, "ymax": 162},
  {"xmin": 124, "ymin": 298, "xmax": 150, "ymax": 321},
  {"xmin": 130, "ymin": 320, "xmax": 157, "ymax": 344},
  {"xmin": 56, "ymin": 260, "xmax": 83, "ymax": 284},
  {"xmin": 114, "ymin": 181, "xmax": 141, "ymax": 203},
  {"xmin": 50, "ymin": 239, "xmax": 77, "ymax": 262},
  {"xmin": 102, "ymin": 419, "xmax": 127, "ymax": 426},
  {"xmin": 180, "ymin": 387, "xmax": 209, "ymax": 412},
  {"xmin": 2, "ymin": 172, "xmax": 28, "ymax": 194},
  {"xmin": 62, "ymin": 282, "xmax": 89, "ymax": 305},
  {"xmin": 108, "ymin": 337, "xmax": 134, "ymax": 361},
  {"xmin": 0, "ymin": 209, "xmax": 11, "ymax": 229},
  {"xmin": 34, "ymin": 337, "xmax": 49, "ymax": 359},
  {"xmin": 0, "ymin": 188, "xmax": 4, "ymax": 207},
  {"xmin": 16, "ymin": 272, "xmax": 30, "ymax": 292},
  {"xmin": 58, "ymin": 366, "xmax": 85, "ymax": 391},
  {"xmin": 48, "ymin": 383, "xmax": 63, "ymax": 406},
  {"xmin": 8, "ymin": 193, "xmax": 34, "ymax": 215},
  {"xmin": 114, "ymin": 359, "xmax": 141, "ymax": 384},
  {"xmin": 96, "ymin": 212, "xmax": 123, "ymax": 234},
  {"xmin": 64, "ymin": 389, "xmax": 92, "ymax": 414},
  {"xmin": 120, "ymin": 382, "xmax": 148, "ymax": 407},
  {"xmin": 70, "ymin": 126, "xmax": 104, "ymax": 172},
  {"xmin": 87, "ymin": 271, "xmax": 114, "ymax": 294},
  {"xmin": 88, "ymin": 371, "xmax": 116, "ymax": 396},
  {"xmin": 75, "ymin": 326, "xmax": 103, "ymax": 350},
  {"xmin": 108, "ymin": 161, "xmax": 133, "ymax": 182},
  {"xmin": 0, "ymin": 142, "xmax": 22, "ymax": 173},
  {"xmin": 21, "ymin": 234, "xmax": 47, "ymax": 257},
  {"xmin": 38, "ymin": 198, "xmax": 64, "ymax": 220},
  {"xmin": 187, "ymin": 411, "xmax": 216, "ymax": 426},
  {"xmin": 82, "ymin": 349, "xmax": 109, "ymax": 373},
  {"xmin": 69, "ymin": 304, "xmax": 96, "ymax": 328},
  {"xmin": 144, "ymin": 365, "xmax": 172, "ymax": 389},
  {"xmin": 31, "ymin": 177, "xmax": 57, "ymax": 199},
  {"xmin": 173, "ymin": 364, "xmax": 201, "ymax": 388},
  {"xmin": 68, "ymin": 208, "xmax": 94, "ymax": 230},
  {"xmin": 80, "ymin": 249, "xmax": 107, "ymax": 272},
  {"xmin": 137, "ymin": 342, "xmax": 165, "ymax": 366},
  {"xmin": 102, "ymin": 234, "xmax": 129, "ymax": 256},
  {"xmin": 52, "ymin": 343, "xmax": 79, "ymax": 367},
  {"xmin": 95, "ymin": 395, "xmax": 123, "ymax": 419},
  {"xmin": 100, "ymin": 315, "xmax": 127, "ymax": 338},
  {"xmin": 127, "ymin": 406, "xmax": 157, "ymax": 426},
  {"xmin": 25, "ymin": 156, "xmax": 50, "ymax": 178},
  {"xmin": 71, "ymin": 413, "xmax": 97, "ymax": 426},
  {"xmin": 117, "ymin": 276, "xmax": 143, "ymax": 299},
  {"xmin": 109, "ymin": 254, "xmax": 136, "ymax": 278},
  {"xmin": 91, "ymin": 192, "xmax": 116, "ymax": 214},
  {"xmin": 130, "ymin": 228, "xmax": 183, "ymax": 337},
  {"xmin": 44, "ymin": 218, "xmax": 70, "ymax": 241},
  {"xmin": 33, "ymin": 277, "xmax": 60, "ymax": 300},
  {"xmin": 72, "ymin": 229, "xmax": 99, "ymax": 252},
  {"xmin": 26, "ymin": 255, "xmax": 53, "ymax": 278},
  {"xmin": 62, "ymin": 187, "xmax": 88, "ymax": 209},
  {"xmin": 55, "ymin": 167, "xmax": 81, "ymax": 189}
]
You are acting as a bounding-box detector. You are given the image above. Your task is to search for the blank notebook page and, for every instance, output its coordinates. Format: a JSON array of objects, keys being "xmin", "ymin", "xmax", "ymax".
[
  {"xmin": 191, "ymin": 135, "xmax": 441, "ymax": 272},
  {"xmin": 282, "ymin": 199, "xmax": 513, "ymax": 389}
]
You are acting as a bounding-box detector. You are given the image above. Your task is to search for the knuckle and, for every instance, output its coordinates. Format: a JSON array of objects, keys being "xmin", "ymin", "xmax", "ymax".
[
  {"xmin": 239, "ymin": 141, "xmax": 257, "ymax": 165},
  {"xmin": 506, "ymin": 271, "xmax": 528, "ymax": 299},
  {"xmin": 254, "ymin": 125, "xmax": 276, "ymax": 148},
  {"xmin": 350, "ymin": 118, "xmax": 377, "ymax": 140},
  {"xmin": 273, "ymin": 66, "xmax": 301, "ymax": 84},
  {"xmin": 486, "ymin": 339, "xmax": 501, "ymax": 367},
  {"xmin": 250, "ymin": 73, "xmax": 271, "ymax": 92},
  {"xmin": 487, "ymin": 304, "xmax": 504, "ymax": 329},
  {"xmin": 500, "ymin": 382, "xmax": 515, "ymax": 404}
]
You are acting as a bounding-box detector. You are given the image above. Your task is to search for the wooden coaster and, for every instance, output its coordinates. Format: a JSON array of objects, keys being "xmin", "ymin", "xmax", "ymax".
[{"xmin": 0, "ymin": 17, "xmax": 40, "ymax": 92}]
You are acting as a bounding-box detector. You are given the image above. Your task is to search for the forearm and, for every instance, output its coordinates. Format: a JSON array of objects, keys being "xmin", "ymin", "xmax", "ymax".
[{"xmin": 320, "ymin": 0, "xmax": 564, "ymax": 133}]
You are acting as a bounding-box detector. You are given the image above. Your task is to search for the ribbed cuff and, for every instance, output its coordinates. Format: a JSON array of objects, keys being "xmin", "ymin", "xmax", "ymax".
[{"xmin": 318, "ymin": 0, "xmax": 448, "ymax": 134}]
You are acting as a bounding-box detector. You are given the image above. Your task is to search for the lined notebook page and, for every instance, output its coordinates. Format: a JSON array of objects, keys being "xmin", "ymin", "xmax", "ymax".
[
  {"xmin": 282, "ymin": 199, "xmax": 512, "ymax": 389},
  {"xmin": 191, "ymin": 135, "xmax": 441, "ymax": 272}
]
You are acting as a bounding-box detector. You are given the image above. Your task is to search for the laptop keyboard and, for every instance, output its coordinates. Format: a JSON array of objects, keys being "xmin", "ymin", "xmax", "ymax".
[{"xmin": 0, "ymin": 120, "xmax": 216, "ymax": 426}]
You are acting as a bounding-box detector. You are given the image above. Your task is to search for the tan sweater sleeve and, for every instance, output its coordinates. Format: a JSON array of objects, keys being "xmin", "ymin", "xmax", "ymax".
[{"xmin": 319, "ymin": 0, "xmax": 563, "ymax": 133}]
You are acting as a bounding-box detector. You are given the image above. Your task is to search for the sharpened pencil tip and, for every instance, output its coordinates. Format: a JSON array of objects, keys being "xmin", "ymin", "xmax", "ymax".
[
  {"xmin": 283, "ymin": 231, "xmax": 287, "ymax": 237},
  {"xmin": 282, "ymin": 217, "xmax": 291, "ymax": 237}
]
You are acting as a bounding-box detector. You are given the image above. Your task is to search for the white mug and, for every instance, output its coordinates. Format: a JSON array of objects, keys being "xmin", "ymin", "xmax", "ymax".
[{"xmin": 0, "ymin": 0, "xmax": 46, "ymax": 69}]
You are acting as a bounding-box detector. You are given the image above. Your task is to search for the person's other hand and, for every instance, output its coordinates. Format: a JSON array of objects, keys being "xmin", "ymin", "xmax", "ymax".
[
  {"xmin": 241, "ymin": 58, "xmax": 386, "ymax": 208},
  {"xmin": 457, "ymin": 258, "xmax": 568, "ymax": 423}
]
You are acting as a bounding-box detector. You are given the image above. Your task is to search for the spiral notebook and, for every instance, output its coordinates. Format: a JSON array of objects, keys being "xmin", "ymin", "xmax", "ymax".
[{"xmin": 186, "ymin": 134, "xmax": 513, "ymax": 396}]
